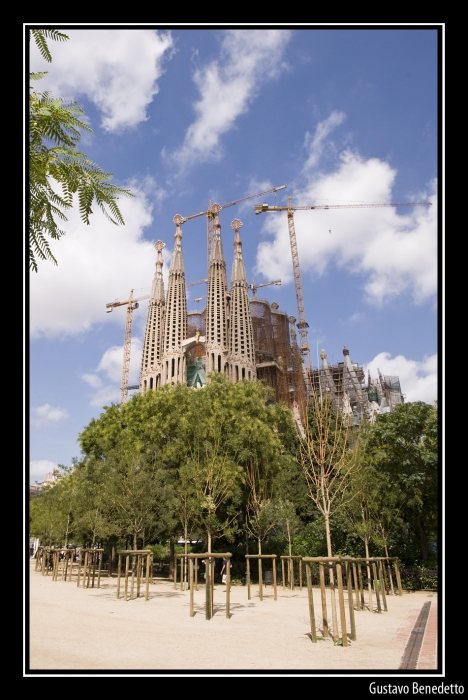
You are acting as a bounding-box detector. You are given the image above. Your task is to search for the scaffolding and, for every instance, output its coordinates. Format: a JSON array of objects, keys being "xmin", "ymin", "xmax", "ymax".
[
  {"xmin": 309, "ymin": 355, "xmax": 367, "ymax": 424},
  {"xmin": 376, "ymin": 370, "xmax": 404, "ymax": 412},
  {"xmin": 249, "ymin": 299, "xmax": 307, "ymax": 425}
]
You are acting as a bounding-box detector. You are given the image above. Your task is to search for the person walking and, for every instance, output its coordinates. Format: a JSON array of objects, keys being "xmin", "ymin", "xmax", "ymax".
[{"xmin": 220, "ymin": 557, "xmax": 232, "ymax": 584}]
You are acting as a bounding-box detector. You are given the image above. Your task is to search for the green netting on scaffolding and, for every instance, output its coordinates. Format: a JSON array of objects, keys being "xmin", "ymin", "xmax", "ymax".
[{"xmin": 383, "ymin": 375, "xmax": 401, "ymax": 391}]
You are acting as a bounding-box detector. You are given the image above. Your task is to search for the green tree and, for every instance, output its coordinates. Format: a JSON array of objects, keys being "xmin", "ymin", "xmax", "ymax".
[
  {"xmin": 78, "ymin": 375, "xmax": 296, "ymax": 557},
  {"xmin": 362, "ymin": 401, "xmax": 438, "ymax": 564},
  {"xmin": 29, "ymin": 30, "xmax": 133, "ymax": 271},
  {"xmin": 29, "ymin": 466, "xmax": 75, "ymax": 546},
  {"xmin": 72, "ymin": 456, "xmax": 116, "ymax": 547},
  {"xmin": 273, "ymin": 499, "xmax": 301, "ymax": 558}
]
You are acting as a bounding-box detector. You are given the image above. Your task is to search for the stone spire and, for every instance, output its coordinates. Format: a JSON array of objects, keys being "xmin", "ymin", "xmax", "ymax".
[
  {"xmin": 228, "ymin": 219, "xmax": 256, "ymax": 381},
  {"xmin": 320, "ymin": 348, "xmax": 328, "ymax": 368},
  {"xmin": 140, "ymin": 240, "xmax": 166, "ymax": 393},
  {"xmin": 161, "ymin": 216, "xmax": 187, "ymax": 385},
  {"xmin": 319, "ymin": 347, "xmax": 337, "ymax": 403},
  {"xmin": 205, "ymin": 204, "xmax": 229, "ymax": 375}
]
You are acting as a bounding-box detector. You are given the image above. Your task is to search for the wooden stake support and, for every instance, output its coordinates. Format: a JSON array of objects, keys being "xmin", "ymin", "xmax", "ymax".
[
  {"xmin": 280, "ymin": 556, "xmax": 303, "ymax": 590},
  {"xmin": 185, "ymin": 553, "xmax": 232, "ymax": 620},
  {"xmin": 116, "ymin": 550, "xmax": 152, "ymax": 601},
  {"xmin": 245, "ymin": 555, "xmax": 277, "ymax": 601}
]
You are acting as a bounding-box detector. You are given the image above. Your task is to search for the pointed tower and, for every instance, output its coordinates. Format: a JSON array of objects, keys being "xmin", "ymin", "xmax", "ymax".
[
  {"xmin": 160, "ymin": 215, "xmax": 187, "ymax": 385},
  {"xmin": 228, "ymin": 219, "xmax": 256, "ymax": 382},
  {"xmin": 140, "ymin": 240, "xmax": 166, "ymax": 393},
  {"xmin": 341, "ymin": 345, "xmax": 366, "ymax": 422},
  {"xmin": 319, "ymin": 348, "xmax": 338, "ymax": 406},
  {"xmin": 205, "ymin": 203, "xmax": 229, "ymax": 375}
]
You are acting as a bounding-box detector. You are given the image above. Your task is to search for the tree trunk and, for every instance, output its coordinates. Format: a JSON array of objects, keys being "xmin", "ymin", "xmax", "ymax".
[
  {"xmin": 64, "ymin": 513, "xmax": 70, "ymax": 548},
  {"xmin": 324, "ymin": 511, "xmax": 339, "ymax": 642},
  {"xmin": 415, "ymin": 511, "xmax": 428, "ymax": 562},
  {"xmin": 364, "ymin": 537, "xmax": 373, "ymax": 612},
  {"xmin": 169, "ymin": 539, "xmax": 175, "ymax": 579},
  {"xmin": 184, "ymin": 523, "xmax": 188, "ymax": 591},
  {"xmin": 324, "ymin": 511, "xmax": 333, "ymax": 559}
]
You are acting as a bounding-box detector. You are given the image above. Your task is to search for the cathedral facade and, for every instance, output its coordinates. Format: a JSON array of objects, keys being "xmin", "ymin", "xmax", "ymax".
[{"xmin": 140, "ymin": 207, "xmax": 257, "ymax": 394}]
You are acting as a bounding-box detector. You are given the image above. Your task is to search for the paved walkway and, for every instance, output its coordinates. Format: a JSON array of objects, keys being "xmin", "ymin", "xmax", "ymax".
[
  {"xmin": 29, "ymin": 561, "xmax": 439, "ymax": 671},
  {"xmin": 395, "ymin": 594, "xmax": 438, "ymax": 670},
  {"xmin": 417, "ymin": 596, "xmax": 438, "ymax": 669}
]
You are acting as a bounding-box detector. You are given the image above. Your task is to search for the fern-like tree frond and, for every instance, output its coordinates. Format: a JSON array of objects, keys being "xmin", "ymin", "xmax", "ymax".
[{"xmin": 30, "ymin": 29, "xmax": 69, "ymax": 63}]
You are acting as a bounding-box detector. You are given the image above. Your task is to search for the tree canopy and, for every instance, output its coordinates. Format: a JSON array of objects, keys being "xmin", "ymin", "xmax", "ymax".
[
  {"xmin": 360, "ymin": 401, "xmax": 438, "ymax": 564},
  {"xmin": 29, "ymin": 30, "xmax": 133, "ymax": 271},
  {"xmin": 30, "ymin": 384, "xmax": 438, "ymax": 573}
]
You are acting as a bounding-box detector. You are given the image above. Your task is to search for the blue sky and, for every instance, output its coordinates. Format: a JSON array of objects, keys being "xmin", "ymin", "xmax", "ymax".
[{"xmin": 28, "ymin": 26, "xmax": 441, "ymax": 483}]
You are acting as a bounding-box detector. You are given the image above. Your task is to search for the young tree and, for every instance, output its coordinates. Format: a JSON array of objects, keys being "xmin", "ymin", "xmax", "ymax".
[
  {"xmin": 29, "ymin": 30, "xmax": 133, "ymax": 271},
  {"xmin": 244, "ymin": 457, "xmax": 277, "ymax": 556},
  {"xmin": 274, "ymin": 498, "xmax": 301, "ymax": 558},
  {"xmin": 298, "ymin": 394, "xmax": 361, "ymax": 558},
  {"xmin": 106, "ymin": 448, "xmax": 164, "ymax": 551},
  {"xmin": 298, "ymin": 393, "xmax": 361, "ymax": 637}
]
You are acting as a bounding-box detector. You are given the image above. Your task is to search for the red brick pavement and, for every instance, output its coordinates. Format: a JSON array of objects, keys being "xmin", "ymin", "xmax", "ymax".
[
  {"xmin": 417, "ymin": 596, "xmax": 438, "ymax": 670},
  {"xmin": 393, "ymin": 596, "xmax": 438, "ymax": 670}
]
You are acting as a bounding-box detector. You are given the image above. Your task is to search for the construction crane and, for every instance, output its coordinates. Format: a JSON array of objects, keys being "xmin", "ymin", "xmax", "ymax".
[
  {"xmin": 194, "ymin": 279, "xmax": 281, "ymax": 303},
  {"xmin": 174, "ymin": 184, "xmax": 287, "ymax": 265},
  {"xmin": 106, "ymin": 290, "xmax": 150, "ymax": 404},
  {"xmin": 186, "ymin": 278, "xmax": 208, "ymax": 288},
  {"xmin": 249, "ymin": 279, "xmax": 281, "ymax": 298},
  {"xmin": 255, "ymin": 198, "xmax": 432, "ymax": 375}
]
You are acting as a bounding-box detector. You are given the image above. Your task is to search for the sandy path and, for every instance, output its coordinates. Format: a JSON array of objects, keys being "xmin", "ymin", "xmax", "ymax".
[{"xmin": 28, "ymin": 561, "xmax": 437, "ymax": 672}]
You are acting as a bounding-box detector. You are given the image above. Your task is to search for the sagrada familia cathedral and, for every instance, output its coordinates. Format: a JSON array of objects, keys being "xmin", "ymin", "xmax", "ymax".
[
  {"xmin": 139, "ymin": 206, "xmax": 404, "ymax": 425},
  {"xmin": 140, "ymin": 207, "xmax": 257, "ymax": 394}
]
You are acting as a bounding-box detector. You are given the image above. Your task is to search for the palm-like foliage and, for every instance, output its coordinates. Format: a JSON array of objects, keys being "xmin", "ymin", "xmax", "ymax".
[{"xmin": 29, "ymin": 30, "xmax": 133, "ymax": 271}]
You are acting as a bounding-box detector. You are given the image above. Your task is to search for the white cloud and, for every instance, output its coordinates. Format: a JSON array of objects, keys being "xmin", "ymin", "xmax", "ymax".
[
  {"xmin": 82, "ymin": 338, "xmax": 143, "ymax": 408},
  {"xmin": 302, "ymin": 111, "xmax": 346, "ymax": 171},
  {"xmin": 30, "ymin": 29, "xmax": 174, "ymax": 132},
  {"xmin": 348, "ymin": 312, "xmax": 365, "ymax": 323},
  {"xmin": 30, "ymin": 459, "xmax": 57, "ymax": 483},
  {"xmin": 255, "ymin": 121, "xmax": 437, "ymax": 307},
  {"xmin": 97, "ymin": 338, "xmax": 142, "ymax": 384},
  {"xmin": 88, "ymin": 385, "xmax": 120, "ymax": 408},
  {"xmin": 82, "ymin": 374, "xmax": 103, "ymax": 389},
  {"xmin": 170, "ymin": 30, "xmax": 291, "ymax": 167},
  {"xmin": 364, "ymin": 352, "xmax": 437, "ymax": 405},
  {"xmin": 31, "ymin": 404, "xmax": 70, "ymax": 428},
  {"xmin": 30, "ymin": 178, "xmax": 168, "ymax": 339}
]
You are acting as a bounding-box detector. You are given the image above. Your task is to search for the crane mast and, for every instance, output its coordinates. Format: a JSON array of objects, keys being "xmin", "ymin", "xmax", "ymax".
[
  {"xmin": 121, "ymin": 290, "xmax": 134, "ymax": 404},
  {"xmin": 286, "ymin": 203, "xmax": 311, "ymax": 372},
  {"xmin": 105, "ymin": 290, "xmax": 150, "ymax": 404}
]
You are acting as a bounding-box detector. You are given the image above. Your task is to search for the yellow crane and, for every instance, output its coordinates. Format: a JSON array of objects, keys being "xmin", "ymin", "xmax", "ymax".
[
  {"xmin": 193, "ymin": 278, "xmax": 281, "ymax": 303},
  {"xmin": 186, "ymin": 278, "xmax": 208, "ymax": 288},
  {"xmin": 254, "ymin": 198, "xmax": 432, "ymax": 376},
  {"xmin": 249, "ymin": 279, "xmax": 281, "ymax": 298},
  {"xmin": 174, "ymin": 184, "xmax": 287, "ymax": 265},
  {"xmin": 105, "ymin": 290, "xmax": 150, "ymax": 404}
]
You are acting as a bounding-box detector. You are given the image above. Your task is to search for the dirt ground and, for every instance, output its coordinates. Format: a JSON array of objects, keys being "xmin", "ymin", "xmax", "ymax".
[{"xmin": 28, "ymin": 560, "xmax": 438, "ymax": 673}]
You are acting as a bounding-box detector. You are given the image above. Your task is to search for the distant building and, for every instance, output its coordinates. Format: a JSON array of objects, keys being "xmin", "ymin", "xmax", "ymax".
[{"xmin": 309, "ymin": 346, "xmax": 404, "ymax": 424}]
